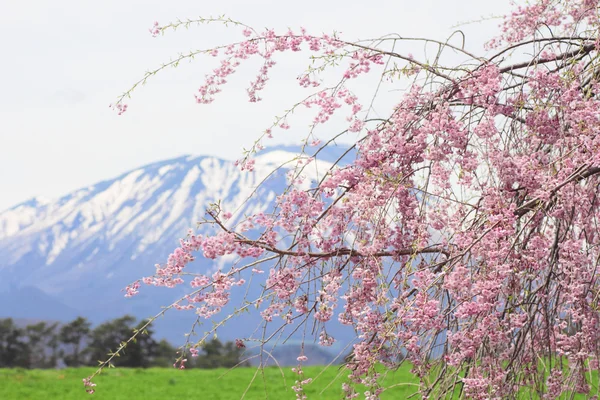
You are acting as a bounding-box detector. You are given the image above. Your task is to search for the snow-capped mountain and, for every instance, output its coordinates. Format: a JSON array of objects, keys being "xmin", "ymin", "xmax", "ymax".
[{"xmin": 0, "ymin": 146, "xmax": 353, "ymax": 346}]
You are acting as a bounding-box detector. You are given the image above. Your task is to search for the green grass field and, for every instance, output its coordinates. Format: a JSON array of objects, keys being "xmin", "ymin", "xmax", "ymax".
[
  {"xmin": 0, "ymin": 366, "xmax": 419, "ymax": 400},
  {"xmin": 3, "ymin": 365, "xmax": 598, "ymax": 399}
]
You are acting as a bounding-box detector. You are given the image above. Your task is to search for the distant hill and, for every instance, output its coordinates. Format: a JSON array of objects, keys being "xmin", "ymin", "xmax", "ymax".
[
  {"xmin": 0, "ymin": 286, "xmax": 80, "ymax": 321},
  {"xmin": 247, "ymin": 343, "xmax": 346, "ymax": 367}
]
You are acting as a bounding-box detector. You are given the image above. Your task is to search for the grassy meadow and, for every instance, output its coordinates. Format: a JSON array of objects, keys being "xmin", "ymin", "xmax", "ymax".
[
  {"xmin": 0, "ymin": 365, "xmax": 419, "ymax": 400},
  {"xmin": 3, "ymin": 365, "xmax": 598, "ymax": 399}
]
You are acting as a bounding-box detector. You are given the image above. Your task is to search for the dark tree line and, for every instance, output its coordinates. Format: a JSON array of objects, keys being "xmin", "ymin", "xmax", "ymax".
[{"xmin": 0, "ymin": 316, "xmax": 246, "ymax": 369}]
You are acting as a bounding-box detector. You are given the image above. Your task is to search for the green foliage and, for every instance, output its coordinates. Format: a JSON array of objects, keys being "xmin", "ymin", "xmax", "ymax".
[
  {"xmin": 0, "ymin": 319, "xmax": 30, "ymax": 368},
  {"xmin": 191, "ymin": 338, "xmax": 249, "ymax": 369},
  {"xmin": 150, "ymin": 339, "xmax": 177, "ymax": 368},
  {"xmin": 25, "ymin": 321, "xmax": 59, "ymax": 369},
  {"xmin": 0, "ymin": 316, "xmax": 249, "ymax": 370},
  {"xmin": 59, "ymin": 317, "xmax": 91, "ymax": 367},
  {"xmin": 86, "ymin": 315, "xmax": 158, "ymax": 368}
]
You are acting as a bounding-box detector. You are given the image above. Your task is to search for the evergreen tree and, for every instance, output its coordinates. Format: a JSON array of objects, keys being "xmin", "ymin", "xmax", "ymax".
[
  {"xmin": 24, "ymin": 321, "xmax": 59, "ymax": 368},
  {"xmin": 120, "ymin": 320, "xmax": 159, "ymax": 368},
  {"xmin": 59, "ymin": 317, "xmax": 91, "ymax": 367},
  {"xmin": 0, "ymin": 318, "xmax": 30, "ymax": 368},
  {"xmin": 151, "ymin": 339, "xmax": 177, "ymax": 368},
  {"xmin": 87, "ymin": 315, "xmax": 158, "ymax": 368},
  {"xmin": 193, "ymin": 338, "xmax": 249, "ymax": 369}
]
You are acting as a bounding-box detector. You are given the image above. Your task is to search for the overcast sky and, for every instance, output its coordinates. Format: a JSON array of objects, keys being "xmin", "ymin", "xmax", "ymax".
[{"xmin": 0, "ymin": 0, "xmax": 511, "ymax": 211}]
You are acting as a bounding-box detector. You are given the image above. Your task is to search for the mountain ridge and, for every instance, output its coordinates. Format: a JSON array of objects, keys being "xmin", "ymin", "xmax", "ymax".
[{"xmin": 0, "ymin": 145, "xmax": 355, "ymax": 353}]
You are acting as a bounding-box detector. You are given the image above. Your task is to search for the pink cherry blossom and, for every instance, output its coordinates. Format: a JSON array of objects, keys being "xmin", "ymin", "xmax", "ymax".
[{"xmin": 91, "ymin": 3, "xmax": 600, "ymax": 398}]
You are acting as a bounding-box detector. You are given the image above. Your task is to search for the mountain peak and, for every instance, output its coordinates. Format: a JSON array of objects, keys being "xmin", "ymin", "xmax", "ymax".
[{"xmin": 0, "ymin": 146, "xmax": 351, "ymax": 344}]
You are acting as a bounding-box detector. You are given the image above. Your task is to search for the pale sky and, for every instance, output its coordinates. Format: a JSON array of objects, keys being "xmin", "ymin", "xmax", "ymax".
[{"xmin": 0, "ymin": 0, "xmax": 510, "ymax": 212}]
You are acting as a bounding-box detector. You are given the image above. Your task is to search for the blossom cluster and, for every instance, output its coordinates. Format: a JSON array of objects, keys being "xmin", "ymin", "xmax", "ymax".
[{"xmin": 93, "ymin": 1, "xmax": 600, "ymax": 398}]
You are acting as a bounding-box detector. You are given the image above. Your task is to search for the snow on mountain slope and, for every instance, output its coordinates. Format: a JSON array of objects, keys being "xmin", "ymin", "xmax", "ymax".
[{"xmin": 0, "ymin": 146, "xmax": 346, "ymax": 344}]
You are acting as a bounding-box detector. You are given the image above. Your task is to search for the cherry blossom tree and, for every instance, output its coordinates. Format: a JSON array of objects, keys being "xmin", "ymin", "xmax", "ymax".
[{"xmin": 87, "ymin": 0, "xmax": 600, "ymax": 398}]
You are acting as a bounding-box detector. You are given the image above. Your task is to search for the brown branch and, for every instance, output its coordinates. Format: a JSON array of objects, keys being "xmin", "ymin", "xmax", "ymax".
[
  {"xmin": 499, "ymin": 43, "xmax": 596, "ymax": 74},
  {"xmin": 239, "ymin": 238, "xmax": 450, "ymax": 259},
  {"xmin": 514, "ymin": 165, "xmax": 600, "ymax": 217},
  {"xmin": 207, "ymin": 210, "xmax": 450, "ymax": 259}
]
